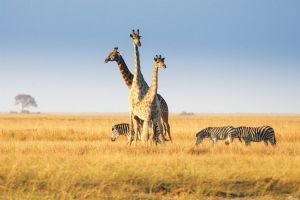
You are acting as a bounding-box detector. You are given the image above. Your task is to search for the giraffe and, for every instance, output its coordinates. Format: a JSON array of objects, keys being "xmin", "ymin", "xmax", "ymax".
[
  {"xmin": 104, "ymin": 47, "xmax": 172, "ymax": 142},
  {"xmin": 128, "ymin": 29, "xmax": 166, "ymax": 144},
  {"xmin": 135, "ymin": 55, "xmax": 166, "ymax": 143}
]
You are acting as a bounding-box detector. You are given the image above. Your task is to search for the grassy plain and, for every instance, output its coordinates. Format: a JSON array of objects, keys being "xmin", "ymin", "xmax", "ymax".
[{"xmin": 0, "ymin": 114, "xmax": 299, "ymax": 199}]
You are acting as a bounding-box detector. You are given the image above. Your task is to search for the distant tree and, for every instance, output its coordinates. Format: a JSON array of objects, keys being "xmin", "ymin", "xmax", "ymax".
[{"xmin": 15, "ymin": 94, "xmax": 37, "ymax": 113}]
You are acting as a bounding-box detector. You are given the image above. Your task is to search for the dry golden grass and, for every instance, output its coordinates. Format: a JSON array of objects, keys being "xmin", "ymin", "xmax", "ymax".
[{"xmin": 0, "ymin": 114, "xmax": 300, "ymax": 199}]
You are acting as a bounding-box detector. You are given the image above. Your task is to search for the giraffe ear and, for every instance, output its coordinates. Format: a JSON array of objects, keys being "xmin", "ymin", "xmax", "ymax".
[
  {"xmin": 154, "ymin": 58, "xmax": 157, "ymax": 61},
  {"xmin": 130, "ymin": 34, "xmax": 133, "ymax": 38},
  {"xmin": 162, "ymin": 58, "xmax": 165, "ymax": 61}
]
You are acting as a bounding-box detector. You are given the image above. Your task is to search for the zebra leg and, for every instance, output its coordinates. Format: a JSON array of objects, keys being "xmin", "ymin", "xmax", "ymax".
[
  {"xmin": 238, "ymin": 136, "xmax": 243, "ymax": 143},
  {"xmin": 264, "ymin": 140, "xmax": 269, "ymax": 146},
  {"xmin": 211, "ymin": 138, "xmax": 217, "ymax": 145},
  {"xmin": 245, "ymin": 139, "xmax": 251, "ymax": 146},
  {"xmin": 225, "ymin": 135, "xmax": 231, "ymax": 145}
]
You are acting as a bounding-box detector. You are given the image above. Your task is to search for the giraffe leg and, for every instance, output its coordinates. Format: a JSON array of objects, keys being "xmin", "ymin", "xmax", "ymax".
[
  {"xmin": 150, "ymin": 122, "xmax": 155, "ymax": 146},
  {"xmin": 138, "ymin": 124, "xmax": 142, "ymax": 140},
  {"xmin": 166, "ymin": 123, "xmax": 172, "ymax": 143},
  {"xmin": 133, "ymin": 118, "xmax": 139, "ymax": 146},
  {"xmin": 140, "ymin": 121, "xmax": 144, "ymax": 140},
  {"xmin": 147, "ymin": 120, "xmax": 153, "ymax": 146},
  {"xmin": 137, "ymin": 118, "xmax": 143, "ymax": 141},
  {"xmin": 151, "ymin": 120, "xmax": 160, "ymax": 145},
  {"xmin": 151, "ymin": 121, "xmax": 159, "ymax": 145},
  {"xmin": 159, "ymin": 122, "xmax": 165, "ymax": 144},
  {"xmin": 142, "ymin": 120, "xmax": 150, "ymax": 144},
  {"xmin": 128, "ymin": 113, "xmax": 134, "ymax": 145},
  {"xmin": 155, "ymin": 118, "xmax": 165, "ymax": 145},
  {"xmin": 162, "ymin": 122, "xmax": 167, "ymax": 138}
]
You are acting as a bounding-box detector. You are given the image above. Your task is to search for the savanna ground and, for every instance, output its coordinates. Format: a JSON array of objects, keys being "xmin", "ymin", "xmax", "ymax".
[{"xmin": 0, "ymin": 114, "xmax": 299, "ymax": 199}]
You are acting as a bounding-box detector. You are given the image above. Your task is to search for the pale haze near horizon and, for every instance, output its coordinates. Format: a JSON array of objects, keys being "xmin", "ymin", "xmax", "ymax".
[{"xmin": 1, "ymin": 0, "xmax": 300, "ymax": 114}]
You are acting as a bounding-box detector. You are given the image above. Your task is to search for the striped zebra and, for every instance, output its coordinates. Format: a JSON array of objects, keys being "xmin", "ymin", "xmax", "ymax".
[
  {"xmin": 111, "ymin": 123, "xmax": 141, "ymax": 143},
  {"xmin": 236, "ymin": 126, "xmax": 276, "ymax": 146},
  {"xmin": 195, "ymin": 126, "xmax": 237, "ymax": 145}
]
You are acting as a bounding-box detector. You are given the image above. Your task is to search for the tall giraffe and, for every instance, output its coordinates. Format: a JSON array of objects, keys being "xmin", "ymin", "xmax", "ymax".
[
  {"xmin": 128, "ymin": 29, "xmax": 165, "ymax": 144},
  {"xmin": 104, "ymin": 47, "xmax": 171, "ymax": 141},
  {"xmin": 136, "ymin": 55, "xmax": 166, "ymax": 143}
]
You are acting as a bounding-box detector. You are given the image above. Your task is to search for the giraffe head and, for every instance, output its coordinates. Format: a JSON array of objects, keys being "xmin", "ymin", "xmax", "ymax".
[
  {"xmin": 104, "ymin": 47, "xmax": 121, "ymax": 63},
  {"xmin": 130, "ymin": 29, "xmax": 141, "ymax": 47},
  {"xmin": 154, "ymin": 55, "xmax": 166, "ymax": 69}
]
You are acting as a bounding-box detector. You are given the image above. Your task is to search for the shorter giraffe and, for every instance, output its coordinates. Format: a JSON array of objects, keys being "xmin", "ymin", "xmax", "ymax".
[{"xmin": 133, "ymin": 55, "xmax": 166, "ymax": 144}]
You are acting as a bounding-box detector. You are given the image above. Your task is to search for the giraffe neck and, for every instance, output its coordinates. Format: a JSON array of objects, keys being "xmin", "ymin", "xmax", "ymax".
[
  {"xmin": 132, "ymin": 44, "xmax": 142, "ymax": 98},
  {"xmin": 117, "ymin": 56, "xmax": 133, "ymax": 89},
  {"xmin": 133, "ymin": 44, "xmax": 141, "ymax": 84},
  {"xmin": 147, "ymin": 66, "xmax": 159, "ymax": 103}
]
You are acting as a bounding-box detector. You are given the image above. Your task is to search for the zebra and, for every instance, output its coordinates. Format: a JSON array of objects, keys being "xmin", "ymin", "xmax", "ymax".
[
  {"xmin": 236, "ymin": 126, "xmax": 276, "ymax": 146},
  {"xmin": 195, "ymin": 126, "xmax": 237, "ymax": 145},
  {"xmin": 111, "ymin": 123, "xmax": 141, "ymax": 143}
]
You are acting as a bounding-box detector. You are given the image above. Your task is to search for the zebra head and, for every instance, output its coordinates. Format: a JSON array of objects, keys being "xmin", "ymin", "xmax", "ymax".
[
  {"xmin": 195, "ymin": 129, "xmax": 209, "ymax": 145},
  {"xmin": 111, "ymin": 126, "xmax": 120, "ymax": 141}
]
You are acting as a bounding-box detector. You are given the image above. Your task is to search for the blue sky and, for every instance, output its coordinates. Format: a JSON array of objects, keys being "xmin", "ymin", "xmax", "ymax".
[{"xmin": 0, "ymin": 0, "xmax": 300, "ymax": 113}]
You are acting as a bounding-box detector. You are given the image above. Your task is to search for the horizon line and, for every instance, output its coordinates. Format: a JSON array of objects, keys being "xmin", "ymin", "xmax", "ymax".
[{"xmin": 0, "ymin": 112, "xmax": 299, "ymax": 116}]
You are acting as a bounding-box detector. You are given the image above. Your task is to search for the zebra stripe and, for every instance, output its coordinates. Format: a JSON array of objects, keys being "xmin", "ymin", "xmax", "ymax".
[
  {"xmin": 111, "ymin": 123, "xmax": 141, "ymax": 142},
  {"xmin": 195, "ymin": 126, "xmax": 237, "ymax": 145},
  {"xmin": 111, "ymin": 123, "xmax": 130, "ymax": 141},
  {"xmin": 236, "ymin": 126, "xmax": 276, "ymax": 146}
]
